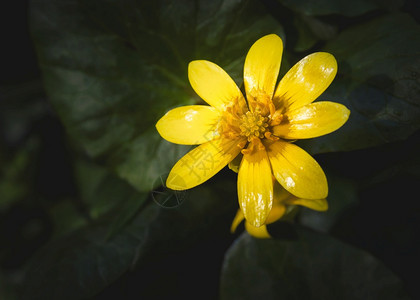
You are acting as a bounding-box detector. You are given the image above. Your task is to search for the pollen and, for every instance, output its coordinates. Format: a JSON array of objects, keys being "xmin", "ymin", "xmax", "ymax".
[{"xmin": 239, "ymin": 111, "xmax": 269, "ymax": 141}]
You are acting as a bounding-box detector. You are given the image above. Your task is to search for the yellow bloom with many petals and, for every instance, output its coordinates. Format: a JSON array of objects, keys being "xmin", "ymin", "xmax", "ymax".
[
  {"xmin": 156, "ymin": 34, "xmax": 349, "ymax": 228},
  {"xmin": 231, "ymin": 180, "xmax": 328, "ymax": 239}
]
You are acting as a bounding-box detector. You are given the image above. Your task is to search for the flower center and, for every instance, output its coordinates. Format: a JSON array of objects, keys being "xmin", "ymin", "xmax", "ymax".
[{"xmin": 239, "ymin": 111, "xmax": 269, "ymax": 141}]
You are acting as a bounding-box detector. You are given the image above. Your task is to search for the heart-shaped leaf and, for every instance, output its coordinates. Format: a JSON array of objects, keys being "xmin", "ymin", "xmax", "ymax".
[
  {"xmin": 221, "ymin": 228, "xmax": 409, "ymax": 299},
  {"xmin": 30, "ymin": 0, "xmax": 284, "ymax": 192},
  {"xmin": 299, "ymin": 13, "xmax": 420, "ymax": 154},
  {"xmin": 22, "ymin": 177, "xmax": 238, "ymax": 299}
]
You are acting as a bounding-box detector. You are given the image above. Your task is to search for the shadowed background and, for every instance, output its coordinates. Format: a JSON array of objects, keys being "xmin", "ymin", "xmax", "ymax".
[{"xmin": 1, "ymin": 0, "xmax": 419, "ymax": 299}]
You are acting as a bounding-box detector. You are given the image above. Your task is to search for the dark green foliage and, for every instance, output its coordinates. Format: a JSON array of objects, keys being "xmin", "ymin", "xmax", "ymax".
[
  {"xmin": 0, "ymin": 0, "xmax": 419, "ymax": 299},
  {"xmin": 221, "ymin": 229, "xmax": 409, "ymax": 300}
]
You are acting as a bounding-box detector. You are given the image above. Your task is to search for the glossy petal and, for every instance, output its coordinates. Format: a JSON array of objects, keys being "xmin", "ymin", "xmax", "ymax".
[
  {"xmin": 273, "ymin": 179, "xmax": 290, "ymax": 203},
  {"xmin": 265, "ymin": 204, "xmax": 286, "ymax": 224},
  {"xmin": 273, "ymin": 52, "xmax": 337, "ymax": 112},
  {"xmin": 230, "ymin": 209, "xmax": 245, "ymax": 233},
  {"xmin": 156, "ymin": 105, "xmax": 221, "ymax": 145},
  {"xmin": 265, "ymin": 181, "xmax": 288, "ymax": 224},
  {"xmin": 245, "ymin": 222, "xmax": 271, "ymax": 239},
  {"xmin": 238, "ymin": 145, "xmax": 273, "ymax": 227},
  {"xmin": 244, "ymin": 34, "xmax": 283, "ymax": 100},
  {"xmin": 188, "ymin": 60, "xmax": 244, "ymax": 110},
  {"xmin": 167, "ymin": 137, "xmax": 244, "ymax": 190},
  {"xmin": 287, "ymin": 197, "xmax": 328, "ymax": 211},
  {"xmin": 267, "ymin": 141, "xmax": 328, "ymax": 199},
  {"xmin": 228, "ymin": 153, "xmax": 243, "ymax": 173},
  {"xmin": 273, "ymin": 101, "xmax": 350, "ymax": 139}
]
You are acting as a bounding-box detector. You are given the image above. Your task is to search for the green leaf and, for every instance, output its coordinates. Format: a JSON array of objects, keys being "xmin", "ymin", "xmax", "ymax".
[
  {"xmin": 74, "ymin": 159, "xmax": 144, "ymax": 219},
  {"xmin": 30, "ymin": 0, "xmax": 284, "ymax": 192},
  {"xmin": 275, "ymin": 0, "xmax": 404, "ymax": 16},
  {"xmin": 293, "ymin": 16, "xmax": 319, "ymax": 52},
  {"xmin": 299, "ymin": 13, "xmax": 420, "ymax": 154},
  {"xmin": 22, "ymin": 179, "xmax": 237, "ymax": 299},
  {"xmin": 299, "ymin": 171, "xmax": 359, "ymax": 233},
  {"xmin": 220, "ymin": 228, "xmax": 409, "ymax": 300},
  {"xmin": 0, "ymin": 138, "xmax": 39, "ymax": 210},
  {"xmin": 73, "ymin": 158, "xmax": 149, "ymax": 237},
  {"xmin": 293, "ymin": 14, "xmax": 338, "ymax": 52},
  {"xmin": 49, "ymin": 199, "xmax": 88, "ymax": 237},
  {"xmin": 21, "ymin": 204, "xmax": 159, "ymax": 300}
]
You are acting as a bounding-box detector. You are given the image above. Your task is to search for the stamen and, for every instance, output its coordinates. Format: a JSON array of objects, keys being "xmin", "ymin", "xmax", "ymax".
[
  {"xmin": 248, "ymin": 89, "xmax": 272, "ymax": 116},
  {"xmin": 270, "ymin": 111, "xmax": 284, "ymax": 126},
  {"xmin": 237, "ymin": 140, "xmax": 247, "ymax": 149},
  {"xmin": 218, "ymin": 92, "xmax": 286, "ymax": 146},
  {"xmin": 240, "ymin": 111, "xmax": 269, "ymax": 141},
  {"xmin": 264, "ymin": 131, "xmax": 279, "ymax": 141},
  {"xmin": 241, "ymin": 137, "xmax": 265, "ymax": 155}
]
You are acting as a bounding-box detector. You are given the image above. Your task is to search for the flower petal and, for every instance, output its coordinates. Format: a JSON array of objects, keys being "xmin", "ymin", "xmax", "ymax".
[
  {"xmin": 230, "ymin": 209, "xmax": 245, "ymax": 233},
  {"xmin": 265, "ymin": 204, "xmax": 286, "ymax": 224},
  {"xmin": 273, "ymin": 52, "xmax": 337, "ymax": 112},
  {"xmin": 267, "ymin": 141, "xmax": 328, "ymax": 199},
  {"xmin": 273, "ymin": 179, "xmax": 290, "ymax": 203},
  {"xmin": 286, "ymin": 197, "xmax": 328, "ymax": 211},
  {"xmin": 167, "ymin": 137, "xmax": 244, "ymax": 190},
  {"xmin": 244, "ymin": 34, "xmax": 283, "ymax": 99},
  {"xmin": 228, "ymin": 152, "xmax": 243, "ymax": 173},
  {"xmin": 238, "ymin": 145, "xmax": 273, "ymax": 227},
  {"xmin": 245, "ymin": 222, "xmax": 271, "ymax": 239},
  {"xmin": 156, "ymin": 105, "xmax": 221, "ymax": 145},
  {"xmin": 273, "ymin": 101, "xmax": 350, "ymax": 139},
  {"xmin": 188, "ymin": 60, "xmax": 245, "ymax": 109},
  {"xmin": 264, "ymin": 181, "xmax": 288, "ymax": 224}
]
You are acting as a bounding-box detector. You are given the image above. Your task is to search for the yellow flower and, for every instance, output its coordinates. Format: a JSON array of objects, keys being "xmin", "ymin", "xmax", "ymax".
[
  {"xmin": 156, "ymin": 34, "xmax": 349, "ymax": 227},
  {"xmin": 230, "ymin": 180, "xmax": 328, "ymax": 239}
]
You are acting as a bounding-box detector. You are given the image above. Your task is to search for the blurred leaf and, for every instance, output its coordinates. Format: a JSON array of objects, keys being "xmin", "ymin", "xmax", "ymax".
[
  {"xmin": 220, "ymin": 229, "xmax": 409, "ymax": 300},
  {"xmin": 293, "ymin": 14, "xmax": 338, "ymax": 52},
  {"xmin": 75, "ymin": 159, "xmax": 133, "ymax": 218},
  {"xmin": 106, "ymin": 191, "xmax": 148, "ymax": 239},
  {"xmin": 300, "ymin": 15, "xmax": 338, "ymax": 41},
  {"xmin": 293, "ymin": 16, "xmax": 318, "ymax": 52},
  {"xmin": 0, "ymin": 138, "xmax": 39, "ymax": 211},
  {"xmin": 21, "ymin": 204, "xmax": 158, "ymax": 300},
  {"xmin": 275, "ymin": 0, "xmax": 404, "ymax": 16},
  {"xmin": 22, "ymin": 179, "xmax": 237, "ymax": 299},
  {"xmin": 73, "ymin": 159, "xmax": 109, "ymax": 218},
  {"xmin": 0, "ymin": 80, "xmax": 47, "ymax": 210},
  {"xmin": 299, "ymin": 171, "xmax": 359, "ymax": 233},
  {"xmin": 74, "ymin": 158, "xmax": 148, "ymax": 236},
  {"xmin": 300, "ymin": 13, "xmax": 420, "ymax": 154},
  {"xmin": 360, "ymin": 133, "xmax": 420, "ymax": 187},
  {"xmin": 30, "ymin": 0, "xmax": 284, "ymax": 192},
  {"xmin": 49, "ymin": 200, "xmax": 88, "ymax": 237},
  {"xmin": 0, "ymin": 79, "xmax": 47, "ymax": 147}
]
